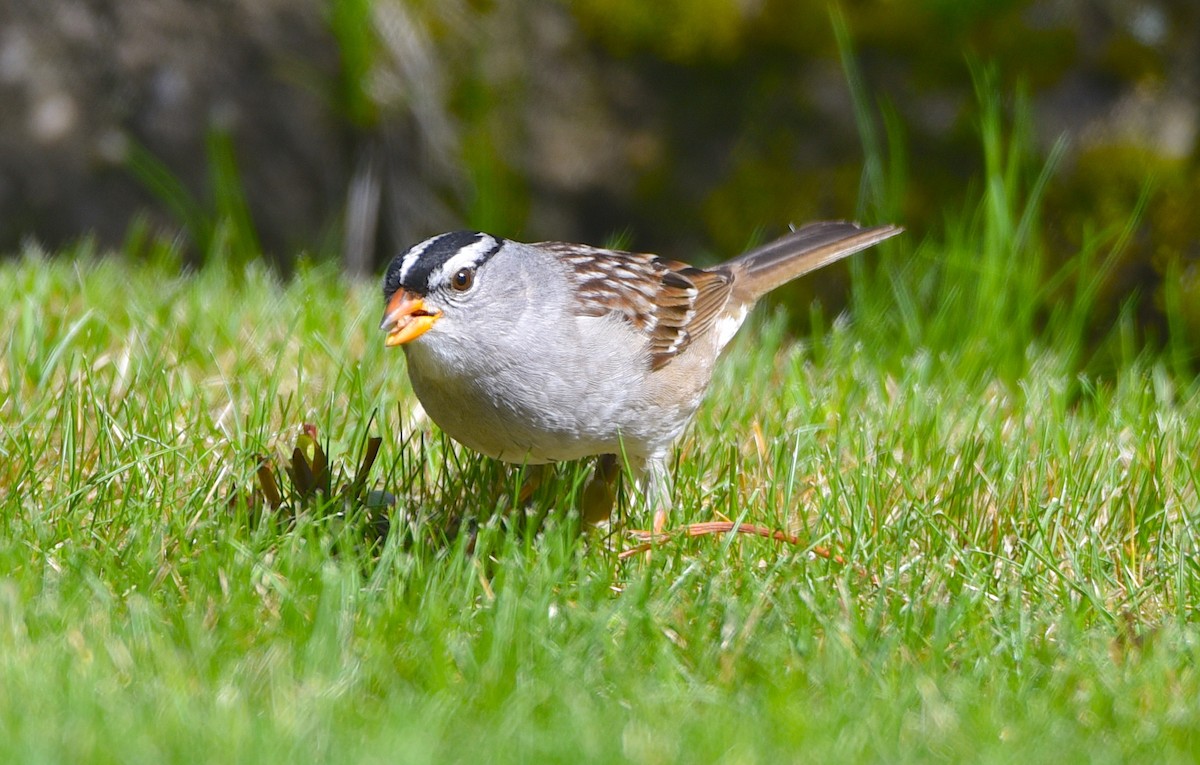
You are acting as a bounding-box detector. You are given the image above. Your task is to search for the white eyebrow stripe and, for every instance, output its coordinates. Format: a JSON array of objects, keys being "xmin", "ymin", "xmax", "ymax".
[
  {"xmin": 398, "ymin": 236, "xmax": 437, "ymax": 284},
  {"xmin": 432, "ymin": 235, "xmax": 500, "ymax": 284}
]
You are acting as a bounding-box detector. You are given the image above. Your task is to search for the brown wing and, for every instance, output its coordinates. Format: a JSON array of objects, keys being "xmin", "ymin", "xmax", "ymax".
[{"xmin": 540, "ymin": 242, "xmax": 735, "ymax": 370}]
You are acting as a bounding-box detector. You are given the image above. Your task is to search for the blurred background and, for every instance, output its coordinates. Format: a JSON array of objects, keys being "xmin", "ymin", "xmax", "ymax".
[{"xmin": 1, "ymin": 0, "xmax": 1197, "ymax": 341}]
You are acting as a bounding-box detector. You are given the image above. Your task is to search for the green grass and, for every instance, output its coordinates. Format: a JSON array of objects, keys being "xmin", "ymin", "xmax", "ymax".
[
  {"xmin": 1, "ymin": 217, "xmax": 1198, "ymax": 763},
  {"xmin": 2, "ymin": 83, "xmax": 1198, "ymax": 760}
]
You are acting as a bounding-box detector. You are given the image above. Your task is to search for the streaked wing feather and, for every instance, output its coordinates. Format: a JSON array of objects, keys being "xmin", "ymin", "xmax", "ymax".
[{"xmin": 541, "ymin": 242, "xmax": 734, "ymax": 370}]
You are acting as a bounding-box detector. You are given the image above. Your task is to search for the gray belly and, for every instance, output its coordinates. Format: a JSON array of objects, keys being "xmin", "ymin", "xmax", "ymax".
[
  {"xmin": 407, "ymin": 362, "xmax": 628, "ymax": 463},
  {"xmin": 399, "ymin": 314, "xmax": 707, "ymax": 464}
]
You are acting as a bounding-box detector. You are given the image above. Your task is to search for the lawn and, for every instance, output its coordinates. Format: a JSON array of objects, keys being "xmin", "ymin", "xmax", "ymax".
[{"xmin": 1, "ymin": 218, "xmax": 1198, "ymax": 763}]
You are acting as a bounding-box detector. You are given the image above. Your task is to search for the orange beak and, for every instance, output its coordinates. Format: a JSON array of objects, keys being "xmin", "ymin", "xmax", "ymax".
[{"xmin": 381, "ymin": 289, "xmax": 442, "ymax": 347}]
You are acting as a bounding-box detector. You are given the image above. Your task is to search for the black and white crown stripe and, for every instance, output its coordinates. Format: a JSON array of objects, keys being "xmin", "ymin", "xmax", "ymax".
[{"xmin": 384, "ymin": 231, "xmax": 505, "ymax": 297}]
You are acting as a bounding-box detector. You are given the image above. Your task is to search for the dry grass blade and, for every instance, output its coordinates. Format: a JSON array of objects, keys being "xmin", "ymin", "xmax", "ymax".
[
  {"xmin": 350, "ymin": 436, "xmax": 383, "ymax": 497},
  {"xmin": 235, "ymin": 424, "xmax": 390, "ymax": 534},
  {"xmin": 256, "ymin": 459, "xmax": 284, "ymax": 510},
  {"xmin": 288, "ymin": 446, "xmax": 316, "ymax": 497}
]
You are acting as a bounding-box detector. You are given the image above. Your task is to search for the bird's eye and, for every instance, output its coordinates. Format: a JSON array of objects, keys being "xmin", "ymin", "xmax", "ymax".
[{"xmin": 451, "ymin": 267, "xmax": 475, "ymax": 292}]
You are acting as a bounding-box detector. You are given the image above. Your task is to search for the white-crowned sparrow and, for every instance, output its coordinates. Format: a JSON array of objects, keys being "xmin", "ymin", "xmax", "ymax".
[{"xmin": 381, "ymin": 221, "xmax": 901, "ymax": 524}]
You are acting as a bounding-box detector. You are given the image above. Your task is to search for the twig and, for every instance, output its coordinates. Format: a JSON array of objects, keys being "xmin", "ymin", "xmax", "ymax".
[{"xmin": 619, "ymin": 521, "xmax": 844, "ymax": 563}]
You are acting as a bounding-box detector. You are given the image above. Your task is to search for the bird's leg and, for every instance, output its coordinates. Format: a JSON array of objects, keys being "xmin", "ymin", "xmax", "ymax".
[
  {"xmin": 581, "ymin": 453, "xmax": 673, "ymax": 534},
  {"xmin": 494, "ymin": 463, "xmax": 549, "ymax": 533},
  {"xmin": 516, "ymin": 463, "xmax": 548, "ymax": 506},
  {"xmin": 641, "ymin": 455, "xmax": 674, "ymax": 537},
  {"xmin": 582, "ymin": 453, "xmax": 620, "ymax": 525}
]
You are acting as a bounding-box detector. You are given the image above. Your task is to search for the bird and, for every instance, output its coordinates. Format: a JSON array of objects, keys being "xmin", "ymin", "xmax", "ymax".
[{"xmin": 380, "ymin": 221, "xmax": 902, "ymax": 528}]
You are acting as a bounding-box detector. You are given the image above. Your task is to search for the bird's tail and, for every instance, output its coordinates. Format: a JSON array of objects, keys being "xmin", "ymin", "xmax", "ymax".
[{"xmin": 726, "ymin": 221, "xmax": 903, "ymax": 303}]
